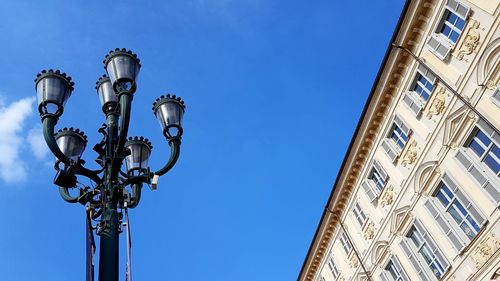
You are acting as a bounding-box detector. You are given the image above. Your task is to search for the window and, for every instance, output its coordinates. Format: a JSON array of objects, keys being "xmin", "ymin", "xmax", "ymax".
[
  {"xmin": 380, "ymin": 256, "xmax": 410, "ymax": 281},
  {"xmin": 439, "ymin": 8, "xmax": 465, "ymax": 43},
  {"xmin": 327, "ymin": 257, "xmax": 340, "ymax": 280},
  {"xmin": 339, "ymin": 231, "xmax": 352, "ymax": 255},
  {"xmin": 403, "ymin": 65, "xmax": 436, "ymax": 116},
  {"xmin": 456, "ymin": 120, "xmax": 500, "ymax": 203},
  {"xmin": 403, "ymin": 220, "xmax": 449, "ymax": 279},
  {"xmin": 390, "ymin": 123, "xmax": 409, "ymax": 149},
  {"xmin": 425, "ymin": 174, "xmax": 486, "ymax": 252},
  {"xmin": 467, "ymin": 127, "xmax": 500, "ymax": 175},
  {"xmin": 352, "ymin": 202, "xmax": 367, "ymax": 227},
  {"xmin": 426, "ymin": 0, "xmax": 470, "ymax": 59},
  {"xmin": 381, "ymin": 115, "xmax": 411, "ymax": 162},
  {"xmin": 370, "ymin": 162, "xmax": 387, "ymax": 191},
  {"xmin": 361, "ymin": 160, "xmax": 388, "ymax": 202},
  {"xmin": 435, "ymin": 176, "xmax": 484, "ymax": 239}
]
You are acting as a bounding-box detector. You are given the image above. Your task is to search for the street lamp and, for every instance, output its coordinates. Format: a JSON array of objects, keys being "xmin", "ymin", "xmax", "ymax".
[{"xmin": 34, "ymin": 48, "xmax": 186, "ymax": 281}]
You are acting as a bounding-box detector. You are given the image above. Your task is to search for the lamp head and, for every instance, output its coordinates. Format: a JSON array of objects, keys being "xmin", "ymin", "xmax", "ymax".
[
  {"xmin": 152, "ymin": 94, "xmax": 185, "ymax": 139},
  {"xmin": 124, "ymin": 136, "xmax": 152, "ymax": 176},
  {"xmin": 34, "ymin": 69, "xmax": 74, "ymax": 118},
  {"xmin": 95, "ymin": 74, "xmax": 118, "ymax": 114},
  {"xmin": 103, "ymin": 48, "xmax": 141, "ymax": 94},
  {"xmin": 54, "ymin": 127, "xmax": 87, "ymax": 163}
]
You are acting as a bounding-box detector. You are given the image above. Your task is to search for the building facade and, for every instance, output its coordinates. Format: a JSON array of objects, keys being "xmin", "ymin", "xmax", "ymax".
[{"xmin": 298, "ymin": 1, "xmax": 500, "ymax": 281}]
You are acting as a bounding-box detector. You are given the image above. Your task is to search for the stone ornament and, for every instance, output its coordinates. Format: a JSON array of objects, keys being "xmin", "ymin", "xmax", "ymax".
[
  {"xmin": 425, "ymin": 86, "xmax": 446, "ymax": 118},
  {"xmin": 400, "ymin": 139, "xmax": 418, "ymax": 167},
  {"xmin": 363, "ymin": 221, "xmax": 375, "ymax": 240},
  {"xmin": 471, "ymin": 233, "xmax": 500, "ymax": 269},
  {"xmin": 456, "ymin": 20, "xmax": 481, "ymax": 60},
  {"xmin": 379, "ymin": 185, "xmax": 394, "ymax": 206},
  {"xmin": 349, "ymin": 253, "xmax": 359, "ymax": 268}
]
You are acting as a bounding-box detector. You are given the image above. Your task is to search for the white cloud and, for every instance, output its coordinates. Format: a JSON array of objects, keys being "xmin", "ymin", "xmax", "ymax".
[
  {"xmin": 0, "ymin": 97, "xmax": 35, "ymax": 183},
  {"xmin": 27, "ymin": 124, "xmax": 49, "ymax": 160}
]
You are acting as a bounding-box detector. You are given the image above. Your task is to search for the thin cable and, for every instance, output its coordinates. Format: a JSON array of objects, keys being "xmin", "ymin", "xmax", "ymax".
[{"xmin": 326, "ymin": 208, "xmax": 373, "ymax": 281}]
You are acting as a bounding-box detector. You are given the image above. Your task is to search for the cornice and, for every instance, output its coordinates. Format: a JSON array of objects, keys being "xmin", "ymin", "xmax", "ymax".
[{"xmin": 298, "ymin": 1, "xmax": 437, "ymax": 280}]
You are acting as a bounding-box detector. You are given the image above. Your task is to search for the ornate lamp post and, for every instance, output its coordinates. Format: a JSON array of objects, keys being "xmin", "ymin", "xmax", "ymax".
[{"xmin": 34, "ymin": 48, "xmax": 186, "ymax": 281}]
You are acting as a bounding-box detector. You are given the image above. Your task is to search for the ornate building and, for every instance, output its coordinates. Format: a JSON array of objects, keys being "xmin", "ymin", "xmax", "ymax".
[{"xmin": 298, "ymin": 0, "xmax": 500, "ymax": 280}]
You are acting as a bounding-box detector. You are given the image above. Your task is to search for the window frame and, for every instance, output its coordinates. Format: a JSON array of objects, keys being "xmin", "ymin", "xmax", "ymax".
[
  {"xmin": 455, "ymin": 120, "xmax": 500, "ymax": 204},
  {"xmin": 433, "ymin": 175, "xmax": 485, "ymax": 240},
  {"xmin": 381, "ymin": 255, "xmax": 410, "ymax": 281},
  {"xmin": 465, "ymin": 126, "xmax": 500, "ymax": 177},
  {"xmin": 327, "ymin": 256, "xmax": 340, "ymax": 280},
  {"xmin": 352, "ymin": 201, "xmax": 368, "ymax": 227},
  {"xmin": 425, "ymin": 0, "xmax": 470, "ymax": 59},
  {"xmin": 382, "ymin": 115, "xmax": 411, "ymax": 163},
  {"xmin": 404, "ymin": 219, "xmax": 450, "ymax": 280},
  {"xmin": 339, "ymin": 230, "xmax": 353, "ymax": 256}
]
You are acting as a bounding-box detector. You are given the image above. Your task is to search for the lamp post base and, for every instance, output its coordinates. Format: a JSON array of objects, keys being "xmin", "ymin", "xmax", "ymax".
[{"xmin": 98, "ymin": 207, "xmax": 119, "ymax": 281}]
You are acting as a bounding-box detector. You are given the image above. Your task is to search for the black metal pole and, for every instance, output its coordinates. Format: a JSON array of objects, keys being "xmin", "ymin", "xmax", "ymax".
[
  {"xmin": 98, "ymin": 204, "xmax": 119, "ymax": 281},
  {"xmin": 98, "ymin": 112, "xmax": 120, "ymax": 281}
]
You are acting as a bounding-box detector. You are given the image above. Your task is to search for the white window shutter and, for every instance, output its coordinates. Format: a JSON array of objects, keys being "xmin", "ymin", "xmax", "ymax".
[
  {"xmin": 491, "ymin": 87, "xmax": 500, "ymax": 107},
  {"xmin": 426, "ymin": 33, "xmax": 452, "ymax": 59},
  {"xmin": 414, "ymin": 219, "xmax": 450, "ymax": 273},
  {"xmin": 455, "ymin": 150, "xmax": 500, "ymax": 202},
  {"xmin": 417, "ymin": 64, "xmax": 437, "ymax": 85},
  {"xmin": 393, "ymin": 256, "xmax": 410, "ymax": 281},
  {"xmin": 424, "ymin": 200, "xmax": 465, "ymax": 251},
  {"xmin": 379, "ymin": 272, "xmax": 389, "ymax": 281},
  {"xmin": 400, "ymin": 240, "xmax": 431, "ymax": 281},
  {"xmin": 443, "ymin": 173, "xmax": 487, "ymax": 228},
  {"xmin": 402, "ymin": 91, "xmax": 424, "ymax": 116},
  {"xmin": 393, "ymin": 115, "xmax": 411, "ymax": 136},
  {"xmin": 446, "ymin": 0, "xmax": 470, "ymax": 20},
  {"xmin": 373, "ymin": 160, "xmax": 388, "ymax": 180},
  {"xmin": 381, "ymin": 139, "xmax": 398, "ymax": 162},
  {"xmin": 477, "ymin": 120, "xmax": 500, "ymax": 146},
  {"xmin": 361, "ymin": 179, "xmax": 378, "ymax": 202}
]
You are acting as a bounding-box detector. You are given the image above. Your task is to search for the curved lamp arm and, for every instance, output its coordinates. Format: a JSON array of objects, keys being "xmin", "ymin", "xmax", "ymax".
[
  {"xmin": 76, "ymin": 165, "xmax": 103, "ymax": 185},
  {"xmin": 43, "ymin": 117, "xmax": 71, "ymax": 165},
  {"xmin": 59, "ymin": 187, "xmax": 78, "ymax": 203},
  {"xmin": 153, "ymin": 138, "xmax": 181, "ymax": 176},
  {"xmin": 116, "ymin": 93, "xmax": 132, "ymax": 155},
  {"xmin": 127, "ymin": 183, "xmax": 142, "ymax": 209}
]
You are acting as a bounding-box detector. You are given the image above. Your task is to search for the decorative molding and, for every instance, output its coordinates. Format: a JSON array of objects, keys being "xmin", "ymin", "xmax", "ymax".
[
  {"xmin": 413, "ymin": 161, "xmax": 440, "ymax": 195},
  {"xmin": 443, "ymin": 105, "xmax": 476, "ymax": 148},
  {"xmin": 379, "ymin": 185, "xmax": 394, "ymax": 206},
  {"xmin": 372, "ymin": 240, "xmax": 389, "ymax": 266},
  {"xmin": 486, "ymin": 79, "xmax": 499, "ymax": 90},
  {"xmin": 349, "ymin": 252, "xmax": 359, "ymax": 268},
  {"xmin": 424, "ymin": 86, "xmax": 446, "ymax": 118},
  {"xmin": 390, "ymin": 206, "xmax": 412, "ymax": 235},
  {"xmin": 400, "ymin": 138, "xmax": 418, "ymax": 166},
  {"xmin": 455, "ymin": 20, "xmax": 481, "ymax": 60},
  {"xmin": 476, "ymin": 37, "xmax": 500, "ymax": 88},
  {"xmin": 471, "ymin": 233, "xmax": 500, "ymax": 269},
  {"xmin": 363, "ymin": 221, "xmax": 376, "ymax": 240}
]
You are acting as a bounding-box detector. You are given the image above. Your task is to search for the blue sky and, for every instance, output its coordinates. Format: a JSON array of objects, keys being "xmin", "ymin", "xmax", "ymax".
[{"xmin": 0, "ymin": 1, "xmax": 404, "ymax": 280}]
